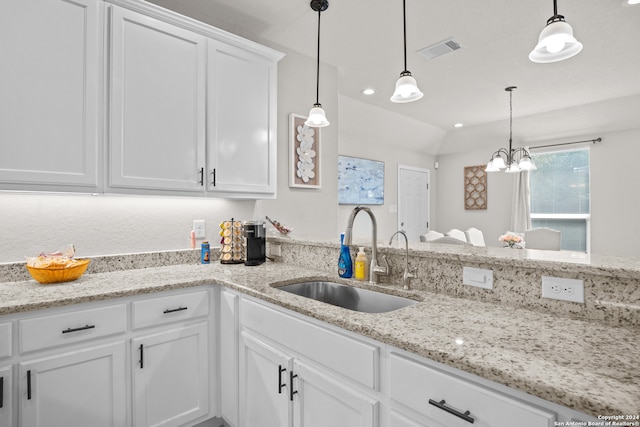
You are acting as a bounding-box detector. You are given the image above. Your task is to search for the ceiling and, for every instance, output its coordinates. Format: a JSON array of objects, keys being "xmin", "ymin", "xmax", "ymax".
[{"xmin": 147, "ymin": 0, "xmax": 640, "ymax": 153}]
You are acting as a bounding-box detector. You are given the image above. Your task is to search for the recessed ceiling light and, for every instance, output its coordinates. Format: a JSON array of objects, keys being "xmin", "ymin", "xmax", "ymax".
[
  {"xmin": 362, "ymin": 88, "xmax": 375, "ymax": 95},
  {"xmin": 453, "ymin": 123, "xmax": 464, "ymax": 128},
  {"xmin": 627, "ymin": 0, "xmax": 640, "ymax": 4}
]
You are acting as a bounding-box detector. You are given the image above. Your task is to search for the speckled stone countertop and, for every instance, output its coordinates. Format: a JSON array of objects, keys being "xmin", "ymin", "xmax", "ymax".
[{"xmin": 0, "ymin": 260, "xmax": 638, "ymax": 418}]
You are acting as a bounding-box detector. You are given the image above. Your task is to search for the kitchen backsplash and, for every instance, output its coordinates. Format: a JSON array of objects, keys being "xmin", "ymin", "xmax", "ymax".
[{"xmin": 270, "ymin": 238, "xmax": 640, "ymax": 327}]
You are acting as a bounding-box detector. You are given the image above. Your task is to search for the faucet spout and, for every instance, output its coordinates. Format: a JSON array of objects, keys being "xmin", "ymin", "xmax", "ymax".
[
  {"xmin": 389, "ymin": 230, "xmax": 417, "ymax": 290},
  {"xmin": 344, "ymin": 206, "xmax": 388, "ymax": 284}
]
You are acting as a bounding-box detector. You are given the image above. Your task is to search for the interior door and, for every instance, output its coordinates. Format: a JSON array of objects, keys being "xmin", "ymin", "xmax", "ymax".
[{"xmin": 398, "ymin": 165, "xmax": 430, "ymax": 241}]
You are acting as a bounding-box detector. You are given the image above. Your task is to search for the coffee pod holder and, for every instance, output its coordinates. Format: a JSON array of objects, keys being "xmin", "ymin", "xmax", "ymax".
[{"xmin": 219, "ymin": 218, "xmax": 245, "ymax": 264}]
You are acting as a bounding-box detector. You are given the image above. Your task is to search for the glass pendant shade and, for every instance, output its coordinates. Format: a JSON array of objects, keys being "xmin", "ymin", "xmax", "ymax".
[
  {"xmin": 485, "ymin": 160, "xmax": 501, "ymax": 172},
  {"xmin": 492, "ymin": 156, "xmax": 507, "ymax": 170},
  {"xmin": 529, "ymin": 13, "xmax": 582, "ymax": 63},
  {"xmin": 390, "ymin": 73, "xmax": 423, "ymax": 103},
  {"xmin": 505, "ymin": 162, "xmax": 521, "ymax": 173},
  {"xmin": 518, "ymin": 156, "xmax": 537, "ymax": 171},
  {"xmin": 305, "ymin": 104, "xmax": 330, "ymax": 127}
]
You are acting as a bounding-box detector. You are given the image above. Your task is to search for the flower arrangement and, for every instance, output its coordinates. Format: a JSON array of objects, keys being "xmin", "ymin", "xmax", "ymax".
[{"xmin": 499, "ymin": 232, "xmax": 524, "ymax": 248}]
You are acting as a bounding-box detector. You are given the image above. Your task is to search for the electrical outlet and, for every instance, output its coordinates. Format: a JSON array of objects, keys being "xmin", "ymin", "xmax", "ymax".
[
  {"xmin": 541, "ymin": 276, "xmax": 584, "ymax": 303},
  {"xmin": 193, "ymin": 220, "xmax": 206, "ymax": 239}
]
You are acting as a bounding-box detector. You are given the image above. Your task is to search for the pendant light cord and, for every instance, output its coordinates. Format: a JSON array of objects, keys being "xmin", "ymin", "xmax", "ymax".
[
  {"xmin": 402, "ymin": 0, "xmax": 408, "ymax": 72},
  {"xmin": 315, "ymin": 10, "xmax": 321, "ymax": 105},
  {"xmin": 507, "ymin": 86, "xmax": 515, "ymax": 163}
]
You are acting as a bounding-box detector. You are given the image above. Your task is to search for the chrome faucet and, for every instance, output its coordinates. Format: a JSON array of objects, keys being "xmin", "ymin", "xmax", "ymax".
[
  {"xmin": 389, "ymin": 230, "xmax": 417, "ymax": 290},
  {"xmin": 344, "ymin": 206, "xmax": 389, "ymax": 284}
]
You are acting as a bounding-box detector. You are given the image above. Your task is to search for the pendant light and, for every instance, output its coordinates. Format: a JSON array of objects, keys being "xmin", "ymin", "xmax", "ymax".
[
  {"xmin": 529, "ymin": 0, "xmax": 583, "ymax": 63},
  {"xmin": 390, "ymin": 0, "xmax": 423, "ymax": 103},
  {"xmin": 486, "ymin": 87, "xmax": 537, "ymax": 174},
  {"xmin": 305, "ymin": 0, "xmax": 330, "ymax": 128}
]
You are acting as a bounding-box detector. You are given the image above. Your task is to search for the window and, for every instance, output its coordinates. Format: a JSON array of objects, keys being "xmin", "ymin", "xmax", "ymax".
[{"xmin": 529, "ymin": 148, "xmax": 590, "ymax": 252}]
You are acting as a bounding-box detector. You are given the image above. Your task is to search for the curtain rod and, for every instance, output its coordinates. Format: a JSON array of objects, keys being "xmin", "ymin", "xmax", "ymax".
[{"xmin": 529, "ymin": 137, "xmax": 601, "ymax": 150}]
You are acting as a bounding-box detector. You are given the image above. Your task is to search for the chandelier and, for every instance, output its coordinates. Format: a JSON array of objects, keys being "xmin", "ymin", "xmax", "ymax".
[{"xmin": 485, "ymin": 87, "xmax": 536, "ymax": 173}]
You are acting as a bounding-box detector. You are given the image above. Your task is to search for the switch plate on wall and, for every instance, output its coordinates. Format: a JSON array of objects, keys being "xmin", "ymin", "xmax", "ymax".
[
  {"xmin": 193, "ymin": 220, "xmax": 206, "ymax": 239},
  {"xmin": 462, "ymin": 266, "xmax": 493, "ymax": 289},
  {"xmin": 541, "ymin": 276, "xmax": 584, "ymax": 303}
]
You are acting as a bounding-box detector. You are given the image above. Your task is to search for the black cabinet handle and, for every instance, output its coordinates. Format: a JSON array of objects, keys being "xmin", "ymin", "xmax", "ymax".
[
  {"xmin": 289, "ymin": 371, "xmax": 298, "ymax": 401},
  {"xmin": 211, "ymin": 169, "xmax": 216, "ymax": 187},
  {"xmin": 62, "ymin": 324, "xmax": 95, "ymax": 334},
  {"xmin": 0, "ymin": 376, "xmax": 4, "ymax": 408},
  {"xmin": 27, "ymin": 370, "xmax": 32, "ymax": 400},
  {"xmin": 163, "ymin": 306, "xmax": 188, "ymax": 314},
  {"xmin": 278, "ymin": 365, "xmax": 286, "ymax": 394},
  {"xmin": 198, "ymin": 167, "xmax": 204, "ymax": 186},
  {"xmin": 429, "ymin": 399, "xmax": 474, "ymax": 423},
  {"xmin": 139, "ymin": 344, "xmax": 144, "ymax": 369}
]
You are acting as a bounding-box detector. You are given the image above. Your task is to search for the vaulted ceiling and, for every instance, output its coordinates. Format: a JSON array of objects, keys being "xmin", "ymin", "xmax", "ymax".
[{"xmin": 148, "ymin": 0, "xmax": 640, "ymax": 154}]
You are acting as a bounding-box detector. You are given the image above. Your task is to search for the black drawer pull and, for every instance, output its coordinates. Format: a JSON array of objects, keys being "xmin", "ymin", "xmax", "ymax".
[
  {"xmin": 0, "ymin": 376, "xmax": 4, "ymax": 408},
  {"xmin": 27, "ymin": 370, "xmax": 32, "ymax": 400},
  {"xmin": 278, "ymin": 365, "xmax": 286, "ymax": 394},
  {"xmin": 289, "ymin": 371, "xmax": 298, "ymax": 401},
  {"xmin": 198, "ymin": 167, "xmax": 204, "ymax": 186},
  {"xmin": 139, "ymin": 344, "xmax": 144, "ymax": 369},
  {"xmin": 62, "ymin": 324, "xmax": 95, "ymax": 334},
  {"xmin": 163, "ymin": 306, "xmax": 188, "ymax": 314},
  {"xmin": 429, "ymin": 399, "xmax": 474, "ymax": 424}
]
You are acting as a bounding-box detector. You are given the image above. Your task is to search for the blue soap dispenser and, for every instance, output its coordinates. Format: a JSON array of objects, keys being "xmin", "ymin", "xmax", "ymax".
[{"xmin": 338, "ymin": 233, "xmax": 353, "ymax": 278}]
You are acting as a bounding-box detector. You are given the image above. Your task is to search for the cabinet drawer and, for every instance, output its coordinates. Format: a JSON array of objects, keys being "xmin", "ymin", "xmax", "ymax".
[
  {"xmin": 389, "ymin": 353, "xmax": 555, "ymax": 427},
  {"xmin": 0, "ymin": 323, "xmax": 11, "ymax": 359},
  {"xmin": 19, "ymin": 304, "xmax": 127, "ymax": 353},
  {"xmin": 241, "ymin": 298, "xmax": 378, "ymax": 390},
  {"xmin": 132, "ymin": 290, "xmax": 209, "ymax": 329}
]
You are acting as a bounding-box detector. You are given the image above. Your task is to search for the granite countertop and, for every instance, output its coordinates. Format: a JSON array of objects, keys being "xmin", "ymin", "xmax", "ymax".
[{"xmin": 0, "ymin": 261, "xmax": 638, "ymax": 417}]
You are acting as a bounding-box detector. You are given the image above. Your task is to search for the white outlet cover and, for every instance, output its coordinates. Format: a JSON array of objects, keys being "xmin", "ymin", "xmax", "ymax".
[
  {"xmin": 462, "ymin": 266, "xmax": 493, "ymax": 289},
  {"xmin": 193, "ymin": 220, "xmax": 206, "ymax": 238},
  {"xmin": 541, "ymin": 276, "xmax": 584, "ymax": 303}
]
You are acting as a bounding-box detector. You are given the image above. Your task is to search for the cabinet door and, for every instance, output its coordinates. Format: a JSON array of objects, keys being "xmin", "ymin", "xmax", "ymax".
[
  {"xmin": 19, "ymin": 342, "xmax": 126, "ymax": 427},
  {"xmin": 132, "ymin": 322, "xmax": 210, "ymax": 427},
  {"xmin": 293, "ymin": 360, "xmax": 378, "ymax": 427},
  {"xmin": 0, "ymin": 365, "xmax": 12, "ymax": 427},
  {"xmin": 207, "ymin": 41, "xmax": 277, "ymax": 197},
  {"xmin": 109, "ymin": 5, "xmax": 206, "ymax": 193},
  {"xmin": 239, "ymin": 332, "xmax": 292, "ymax": 427},
  {"xmin": 220, "ymin": 289, "xmax": 239, "ymax": 426},
  {"xmin": 0, "ymin": 0, "xmax": 100, "ymax": 191}
]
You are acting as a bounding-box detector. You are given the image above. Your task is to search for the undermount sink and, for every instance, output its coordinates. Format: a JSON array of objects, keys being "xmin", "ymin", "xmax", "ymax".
[{"xmin": 276, "ymin": 281, "xmax": 418, "ymax": 313}]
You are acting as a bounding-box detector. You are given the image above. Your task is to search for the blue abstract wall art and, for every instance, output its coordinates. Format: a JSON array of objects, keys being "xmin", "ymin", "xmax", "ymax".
[{"xmin": 337, "ymin": 155, "xmax": 384, "ymax": 205}]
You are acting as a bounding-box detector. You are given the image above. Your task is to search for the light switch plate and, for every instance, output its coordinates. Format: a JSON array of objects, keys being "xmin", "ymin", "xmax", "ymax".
[
  {"xmin": 463, "ymin": 266, "xmax": 493, "ymax": 289},
  {"xmin": 541, "ymin": 276, "xmax": 584, "ymax": 303}
]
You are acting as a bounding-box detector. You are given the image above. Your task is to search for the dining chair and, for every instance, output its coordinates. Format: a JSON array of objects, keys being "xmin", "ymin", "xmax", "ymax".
[
  {"xmin": 524, "ymin": 228, "xmax": 562, "ymax": 250},
  {"xmin": 465, "ymin": 227, "xmax": 486, "ymax": 247}
]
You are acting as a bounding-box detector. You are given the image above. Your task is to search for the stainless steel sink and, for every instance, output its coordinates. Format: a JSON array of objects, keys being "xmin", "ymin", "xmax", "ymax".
[{"xmin": 276, "ymin": 281, "xmax": 418, "ymax": 313}]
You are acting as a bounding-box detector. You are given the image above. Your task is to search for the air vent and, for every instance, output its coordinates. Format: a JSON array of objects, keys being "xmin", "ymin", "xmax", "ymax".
[{"xmin": 417, "ymin": 38, "xmax": 462, "ymax": 60}]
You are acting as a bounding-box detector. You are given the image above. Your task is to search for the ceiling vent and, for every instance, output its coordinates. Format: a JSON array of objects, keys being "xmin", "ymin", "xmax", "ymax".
[{"xmin": 417, "ymin": 38, "xmax": 462, "ymax": 60}]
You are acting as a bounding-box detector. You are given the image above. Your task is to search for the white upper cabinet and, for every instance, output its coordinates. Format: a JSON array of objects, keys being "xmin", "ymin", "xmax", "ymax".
[
  {"xmin": 108, "ymin": 5, "xmax": 207, "ymax": 194},
  {"xmin": 207, "ymin": 41, "xmax": 278, "ymax": 198},
  {"xmin": 0, "ymin": 0, "xmax": 100, "ymax": 191}
]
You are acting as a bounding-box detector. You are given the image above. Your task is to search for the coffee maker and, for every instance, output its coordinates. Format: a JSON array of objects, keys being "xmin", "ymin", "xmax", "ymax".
[{"xmin": 243, "ymin": 221, "xmax": 266, "ymax": 266}]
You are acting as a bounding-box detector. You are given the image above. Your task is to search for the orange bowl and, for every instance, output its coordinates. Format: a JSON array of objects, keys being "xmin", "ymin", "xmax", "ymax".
[{"xmin": 26, "ymin": 259, "xmax": 91, "ymax": 284}]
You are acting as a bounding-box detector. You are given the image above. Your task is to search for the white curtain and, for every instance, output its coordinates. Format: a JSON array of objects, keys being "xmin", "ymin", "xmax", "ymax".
[{"xmin": 510, "ymin": 171, "xmax": 531, "ymax": 233}]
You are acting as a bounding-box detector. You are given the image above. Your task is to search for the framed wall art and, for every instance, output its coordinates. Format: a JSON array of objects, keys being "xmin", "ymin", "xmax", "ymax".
[
  {"xmin": 338, "ymin": 155, "xmax": 384, "ymax": 205},
  {"xmin": 289, "ymin": 113, "xmax": 321, "ymax": 188},
  {"xmin": 464, "ymin": 165, "xmax": 487, "ymax": 210}
]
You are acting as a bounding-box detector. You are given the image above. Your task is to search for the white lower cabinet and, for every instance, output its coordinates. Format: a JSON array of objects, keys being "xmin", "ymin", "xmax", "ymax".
[
  {"xmin": 388, "ymin": 352, "xmax": 556, "ymax": 427},
  {"xmin": 238, "ymin": 297, "xmax": 379, "ymax": 427},
  {"xmin": 0, "ymin": 365, "xmax": 12, "ymax": 427},
  {"xmin": 132, "ymin": 322, "xmax": 210, "ymax": 427},
  {"xmin": 19, "ymin": 342, "xmax": 127, "ymax": 427},
  {"xmin": 239, "ymin": 331, "xmax": 378, "ymax": 427}
]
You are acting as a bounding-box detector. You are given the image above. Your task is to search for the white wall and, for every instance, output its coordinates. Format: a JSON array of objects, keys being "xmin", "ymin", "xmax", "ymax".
[
  {"xmin": 435, "ymin": 127, "xmax": 640, "ymax": 257},
  {"xmin": 335, "ymin": 96, "xmax": 443, "ymax": 244}
]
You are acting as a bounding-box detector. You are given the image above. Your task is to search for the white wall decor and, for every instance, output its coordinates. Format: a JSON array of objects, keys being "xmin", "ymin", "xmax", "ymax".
[{"xmin": 289, "ymin": 113, "xmax": 321, "ymax": 188}]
